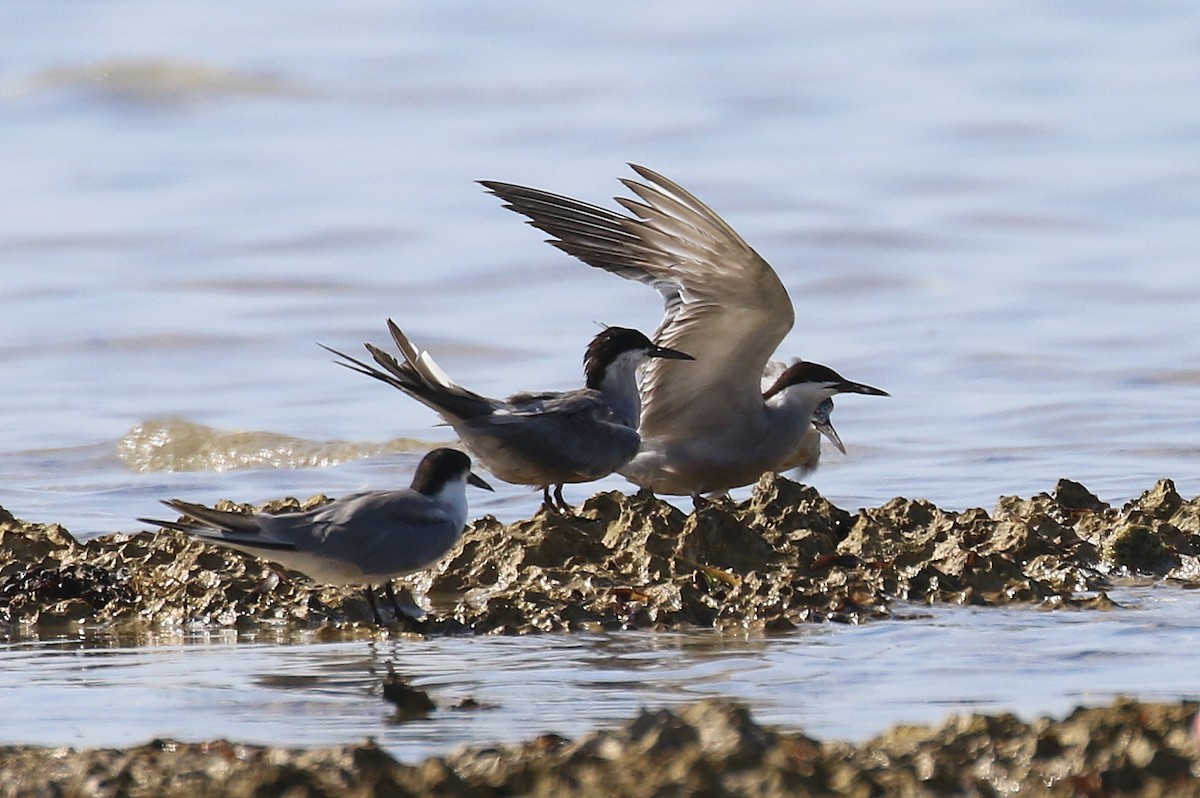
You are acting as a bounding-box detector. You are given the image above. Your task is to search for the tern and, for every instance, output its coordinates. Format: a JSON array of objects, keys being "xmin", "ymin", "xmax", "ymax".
[
  {"xmin": 481, "ymin": 165, "xmax": 888, "ymax": 497},
  {"xmin": 139, "ymin": 447, "xmax": 492, "ymax": 625},
  {"xmin": 760, "ymin": 357, "xmax": 846, "ymax": 476},
  {"xmin": 322, "ymin": 321, "xmax": 693, "ymax": 511}
]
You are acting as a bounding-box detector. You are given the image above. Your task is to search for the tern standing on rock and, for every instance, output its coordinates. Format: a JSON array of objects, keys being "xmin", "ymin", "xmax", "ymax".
[
  {"xmin": 324, "ymin": 322, "xmax": 692, "ymax": 511},
  {"xmin": 139, "ymin": 447, "xmax": 492, "ymax": 625},
  {"xmin": 482, "ymin": 165, "xmax": 888, "ymax": 498}
]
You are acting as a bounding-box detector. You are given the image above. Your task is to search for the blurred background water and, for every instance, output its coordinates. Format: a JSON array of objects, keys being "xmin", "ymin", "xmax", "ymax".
[{"xmin": 1, "ymin": 0, "xmax": 1199, "ymax": 754}]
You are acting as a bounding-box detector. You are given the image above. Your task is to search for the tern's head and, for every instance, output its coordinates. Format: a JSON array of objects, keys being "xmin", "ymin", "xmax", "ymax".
[
  {"xmin": 763, "ymin": 361, "xmax": 889, "ymax": 403},
  {"xmin": 811, "ymin": 397, "xmax": 846, "ymax": 454},
  {"xmin": 410, "ymin": 448, "xmax": 494, "ymax": 497},
  {"xmin": 584, "ymin": 327, "xmax": 693, "ymax": 389}
]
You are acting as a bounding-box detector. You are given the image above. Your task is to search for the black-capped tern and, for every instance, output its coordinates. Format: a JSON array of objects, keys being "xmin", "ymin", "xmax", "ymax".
[
  {"xmin": 139, "ymin": 447, "xmax": 492, "ymax": 624},
  {"xmin": 481, "ymin": 165, "xmax": 888, "ymax": 497},
  {"xmin": 323, "ymin": 321, "xmax": 693, "ymax": 511},
  {"xmin": 761, "ymin": 355, "xmax": 847, "ymax": 475},
  {"xmin": 763, "ymin": 361, "xmax": 885, "ymax": 476}
]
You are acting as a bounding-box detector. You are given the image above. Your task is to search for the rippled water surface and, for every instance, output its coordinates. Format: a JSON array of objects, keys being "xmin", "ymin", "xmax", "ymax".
[
  {"xmin": 2, "ymin": 0, "xmax": 1200, "ymax": 751},
  {"xmin": 2, "ymin": 586, "xmax": 1198, "ymax": 759}
]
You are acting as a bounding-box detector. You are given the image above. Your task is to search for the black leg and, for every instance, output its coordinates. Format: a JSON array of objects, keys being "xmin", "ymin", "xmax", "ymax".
[
  {"xmin": 385, "ymin": 582, "xmax": 427, "ymax": 622},
  {"xmin": 553, "ymin": 484, "xmax": 573, "ymax": 513},
  {"xmin": 384, "ymin": 581, "xmax": 401, "ymax": 616},
  {"xmin": 541, "ymin": 485, "xmax": 557, "ymax": 512},
  {"xmin": 363, "ymin": 586, "xmax": 384, "ymax": 626}
]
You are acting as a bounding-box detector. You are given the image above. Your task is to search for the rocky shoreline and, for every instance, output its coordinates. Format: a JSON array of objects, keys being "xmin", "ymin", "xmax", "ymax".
[
  {"xmin": 3, "ymin": 477, "xmax": 1200, "ymax": 795},
  {"xmin": 0, "ymin": 697, "xmax": 1196, "ymax": 797},
  {"xmin": 2, "ymin": 476, "xmax": 1199, "ymax": 637}
]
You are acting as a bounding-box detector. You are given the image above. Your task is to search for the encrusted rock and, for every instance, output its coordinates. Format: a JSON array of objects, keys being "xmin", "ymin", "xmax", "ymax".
[
  {"xmin": 1104, "ymin": 524, "xmax": 1173, "ymax": 572},
  {"xmin": 0, "ymin": 697, "xmax": 1196, "ymax": 797},
  {"xmin": 0, "ymin": 509, "xmax": 377, "ymax": 637},
  {"xmin": 4, "ymin": 474, "xmax": 1200, "ymax": 637}
]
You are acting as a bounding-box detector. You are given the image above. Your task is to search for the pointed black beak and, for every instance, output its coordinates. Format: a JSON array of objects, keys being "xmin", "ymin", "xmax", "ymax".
[
  {"xmin": 468, "ymin": 472, "xmax": 494, "ymax": 491},
  {"xmin": 649, "ymin": 344, "xmax": 694, "ymax": 361},
  {"xmin": 836, "ymin": 381, "xmax": 889, "ymax": 397}
]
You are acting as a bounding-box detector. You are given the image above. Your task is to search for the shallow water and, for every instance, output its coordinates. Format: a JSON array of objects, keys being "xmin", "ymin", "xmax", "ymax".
[
  {"xmin": 2, "ymin": 0, "xmax": 1200, "ymax": 753},
  {"xmin": 2, "ymin": 586, "xmax": 1198, "ymax": 760}
]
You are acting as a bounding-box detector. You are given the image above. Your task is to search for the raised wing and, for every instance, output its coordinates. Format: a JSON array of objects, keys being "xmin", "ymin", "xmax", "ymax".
[{"xmin": 482, "ymin": 164, "xmax": 794, "ymax": 438}]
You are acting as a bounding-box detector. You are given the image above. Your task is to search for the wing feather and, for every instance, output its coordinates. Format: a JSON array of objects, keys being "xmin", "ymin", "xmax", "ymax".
[{"xmin": 483, "ymin": 165, "xmax": 794, "ymax": 439}]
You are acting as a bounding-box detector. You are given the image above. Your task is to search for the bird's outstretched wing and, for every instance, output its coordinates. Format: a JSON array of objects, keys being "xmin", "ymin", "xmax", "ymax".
[{"xmin": 482, "ymin": 164, "xmax": 793, "ymax": 439}]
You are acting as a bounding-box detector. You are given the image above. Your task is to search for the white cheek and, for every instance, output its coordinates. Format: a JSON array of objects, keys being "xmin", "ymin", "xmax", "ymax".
[
  {"xmin": 620, "ymin": 351, "xmax": 649, "ymax": 370},
  {"xmin": 435, "ymin": 478, "xmax": 470, "ymax": 525}
]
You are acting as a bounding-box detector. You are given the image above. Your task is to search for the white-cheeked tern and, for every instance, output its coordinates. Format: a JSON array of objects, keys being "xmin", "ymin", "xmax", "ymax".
[{"xmin": 139, "ymin": 447, "xmax": 492, "ymax": 624}]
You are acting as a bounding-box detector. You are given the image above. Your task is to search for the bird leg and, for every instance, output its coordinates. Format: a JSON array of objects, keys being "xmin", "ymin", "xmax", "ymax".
[
  {"xmin": 552, "ymin": 484, "xmax": 574, "ymax": 514},
  {"xmin": 363, "ymin": 586, "xmax": 384, "ymax": 626},
  {"xmin": 541, "ymin": 486, "xmax": 558, "ymax": 513},
  {"xmin": 384, "ymin": 581, "xmax": 427, "ymax": 621}
]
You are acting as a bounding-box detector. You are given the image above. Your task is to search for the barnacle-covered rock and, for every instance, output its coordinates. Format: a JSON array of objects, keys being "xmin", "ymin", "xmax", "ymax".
[
  {"xmin": 4, "ymin": 473, "xmax": 1200, "ymax": 637},
  {"xmin": 0, "ymin": 697, "xmax": 1196, "ymax": 797}
]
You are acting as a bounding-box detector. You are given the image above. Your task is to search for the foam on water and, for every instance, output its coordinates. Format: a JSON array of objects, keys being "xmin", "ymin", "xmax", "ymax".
[{"xmin": 118, "ymin": 417, "xmax": 428, "ymax": 473}]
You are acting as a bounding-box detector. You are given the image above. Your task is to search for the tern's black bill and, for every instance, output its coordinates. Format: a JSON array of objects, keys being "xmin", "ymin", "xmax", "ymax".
[
  {"xmin": 837, "ymin": 381, "xmax": 889, "ymax": 397},
  {"xmin": 649, "ymin": 345, "xmax": 694, "ymax": 361},
  {"xmin": 468, "ymin": 472, "xmax": 495, "ymax": 491}
]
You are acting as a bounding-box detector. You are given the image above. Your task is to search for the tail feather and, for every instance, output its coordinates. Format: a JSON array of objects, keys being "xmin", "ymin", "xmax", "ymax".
[
  {"xmin": 139, "ymin": 500, "xmax": 299, "ymax": 552},
  {"xmin": 161, "ymin": 499, "xmax": 261, "ymax": 533},
  {"xmin": 322, "ymin": 325, "xmax": 494, "ymax": 422},
  {"xmin": 320, "ymin": 343, "xmax": 410, "ymax": 393},
  {"xmin": 136, "ymin": 515, "xmax": 200, "ymax": 535},
  {"xmin": 362, "ymin": 343, "xmax": 491, "ymax": 420},
  {"xmin": 385, "ymin": 319, "xmax": 463, "ymax": 395}
]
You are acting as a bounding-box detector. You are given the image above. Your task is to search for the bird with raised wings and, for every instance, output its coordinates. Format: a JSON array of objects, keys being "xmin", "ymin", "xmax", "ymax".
[{"xmin": 481, "ymin": 165, "xmax": 887, "ymax": 498}]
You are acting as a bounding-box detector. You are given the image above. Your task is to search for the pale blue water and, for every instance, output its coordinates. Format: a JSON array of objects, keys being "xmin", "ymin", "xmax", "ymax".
[{"xmin": 1, "ymin": 0, "xmax": 1199, "ymax": 753}]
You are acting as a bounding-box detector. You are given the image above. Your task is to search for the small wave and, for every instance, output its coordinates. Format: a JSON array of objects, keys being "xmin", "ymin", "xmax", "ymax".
[{"xmin": 118, "ymin": 417, "xmax": 432, "ymax": 473}]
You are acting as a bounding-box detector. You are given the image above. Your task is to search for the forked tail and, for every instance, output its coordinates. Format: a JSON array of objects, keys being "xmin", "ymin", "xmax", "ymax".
[{"xmin": 320, "ymin": 320, "xmax": 494, "ymax": 421}]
